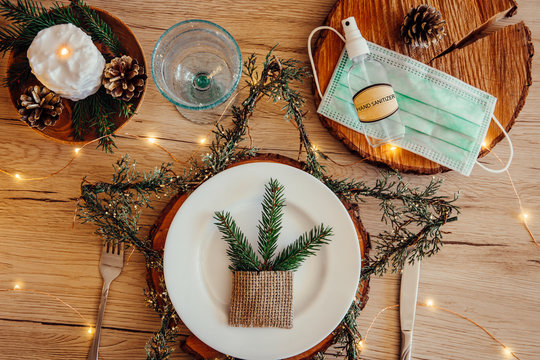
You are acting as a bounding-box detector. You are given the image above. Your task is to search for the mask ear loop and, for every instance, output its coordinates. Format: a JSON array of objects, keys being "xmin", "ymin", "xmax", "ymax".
[
  {"xmin": 475, "ymin": 115, "xmax": 514, "ymax": 173},
  {"xmin": 308, "ymin": 26, "xmax": 345, "ymax": 99}
]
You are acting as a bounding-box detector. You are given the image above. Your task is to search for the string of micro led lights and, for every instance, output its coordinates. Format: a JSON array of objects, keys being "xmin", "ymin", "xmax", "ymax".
[
  {"xmin": 358, "ymin": 300, "xmax": 521, "ymax": 359},
  {"xmin": 0, "ymin": 120, "xmax": 536, "ymax": 249}
]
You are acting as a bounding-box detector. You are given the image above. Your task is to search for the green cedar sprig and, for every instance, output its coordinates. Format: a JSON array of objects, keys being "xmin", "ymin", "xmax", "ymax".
[{"xmin": 213, "ymin": 179, "xmax": 333, "ymax": 272}]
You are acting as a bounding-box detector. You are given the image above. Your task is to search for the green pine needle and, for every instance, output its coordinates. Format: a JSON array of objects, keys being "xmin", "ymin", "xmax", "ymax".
[
  {"xmin": 256, "ymin": 178, "xmax": 285, "ymax": 268},
  {"xmin": 70, "ymin": 0, "xmax": 124, "ymax": 56},
  {"xmin": 213, "ymin": 211, "xmax": 261, "ymax": 271},
  {"xmin": 72, "ymin": 88, "xmax": 134, "ymax": 153},
  {"xmin": 0, "ymin": 0, "xmax": 82, "ymax": 55},
  {"xmin": 271, "ymin": 224, "xmax": 333, "ymax": 271}
]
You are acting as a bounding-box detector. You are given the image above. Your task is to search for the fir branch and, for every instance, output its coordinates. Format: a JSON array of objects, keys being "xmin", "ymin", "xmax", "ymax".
[
  {"xmin": 70, "ymin": 0, "xmax": 124, "ymax": 56},
  {"xmin": 271, "ymin": 224, "xmax": 333, "ymax": 271},
  {"xmin": 256, "ymin": 178, "xmax": 285, "ymax": 268},
  {"xmin": 213, "ymin": 211, "xmax": 261, "ymax": 271},
  {"xmin": 0, "ymin": 0, "xmax": 81, "ymax": 54},
  {"xmin": 72, "ymin": 88, "xmax": 134, "ymax": 153},
  {"xmin": 78, "ymin": 156, "xmax": 178, "ymax": 267}
]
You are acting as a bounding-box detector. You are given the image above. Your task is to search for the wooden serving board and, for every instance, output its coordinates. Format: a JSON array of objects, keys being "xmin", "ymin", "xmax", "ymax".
[
  {"xmin": 146, "ymin": 154, "xmax": 371, "ymax": 360},
  {"xmin": 313, "ymin": 0, "xmax": 533, "ymax": 174},
  {"xmin": 6, "ymin": 7, "xmax": 146, "ymax": 145}
]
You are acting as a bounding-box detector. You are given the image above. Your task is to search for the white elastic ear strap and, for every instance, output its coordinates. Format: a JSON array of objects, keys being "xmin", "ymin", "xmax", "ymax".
[
  {"xmin": 475, "ymin": 115, "xmax": 514, "ymax": 173},
  {"xmin": 307, "ymin": 26, "xmax": 345, "ymax": 99}
]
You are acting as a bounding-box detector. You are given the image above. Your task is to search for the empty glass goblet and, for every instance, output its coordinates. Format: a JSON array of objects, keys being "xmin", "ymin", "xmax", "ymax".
[{"xmin": 152, "ymin": 20, "xmax": 242, "ymax": 124}]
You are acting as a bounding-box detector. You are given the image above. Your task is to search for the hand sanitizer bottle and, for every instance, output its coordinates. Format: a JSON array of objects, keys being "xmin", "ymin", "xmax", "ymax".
[{"xmin": 343, "ymin": 17, "xmax": 404, "ymax": 147}]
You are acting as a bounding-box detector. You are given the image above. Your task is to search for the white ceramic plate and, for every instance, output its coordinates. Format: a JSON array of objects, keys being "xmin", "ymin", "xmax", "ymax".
[{"xmin": 164, "ymin": 162, "xmax": 360, "ymax": 360}]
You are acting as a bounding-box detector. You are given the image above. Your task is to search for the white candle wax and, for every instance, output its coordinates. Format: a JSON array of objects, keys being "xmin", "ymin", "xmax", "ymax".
[{"xmin": 27, "ymin": 23, "xmax": 106, "ymax": 101}]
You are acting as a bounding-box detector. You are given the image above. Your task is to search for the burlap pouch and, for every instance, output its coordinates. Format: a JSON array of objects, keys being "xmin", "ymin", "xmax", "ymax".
[{"xmin": 229, "ymin": 271, "xmax": 293, "ymax": 329}]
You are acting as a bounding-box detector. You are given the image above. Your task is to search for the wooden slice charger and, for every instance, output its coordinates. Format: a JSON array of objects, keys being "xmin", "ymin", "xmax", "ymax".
[
  {"xmin": 146, "ymin": 154, "xmax": 371, "ymax": 360},
  {"xmin": 7, "ymin": 7, "xmax": 146, "ymax": 144},
  {"xmin": 312, "ymin": 0, "xmax": 533, "ymax": 174}
]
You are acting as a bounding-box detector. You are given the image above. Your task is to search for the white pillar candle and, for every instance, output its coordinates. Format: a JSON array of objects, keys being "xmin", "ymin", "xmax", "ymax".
[{"xmin": 27, "ymin": 23, "xmax": 106, "ymax": 101}]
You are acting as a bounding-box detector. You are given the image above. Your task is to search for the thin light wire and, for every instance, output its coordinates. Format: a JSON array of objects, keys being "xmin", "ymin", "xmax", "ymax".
[
  {"xmin": 0, "ymin": 288, "xmax": 91, "ymax": 326},
  {"xmin": 484, "ymin": 146, "xmax": 538, "ymax": 248},
  {"xmin": 0, "ymin": 134, "xmax": 110, "ymax": 181},
  {"xmin": 0, "ymin": 85, "xmax": 247, "ymax": 182},
  {"xmin": 361, "ymin": 302, "xmax": 520, "ymax": 360}
]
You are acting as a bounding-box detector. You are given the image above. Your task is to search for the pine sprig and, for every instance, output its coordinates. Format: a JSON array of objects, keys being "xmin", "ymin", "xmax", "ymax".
[
  {"xmin": 72, "ymin": 88, "xmax": 135, "ymax": 153},
  {"xmin": 70, "ymin": 0, "xmax": 124, "ymax": 56},
  {"xmin": 213, "ymin": 211, "xmax": 261, "ymax": 271},
  {"xmin": 271, "ymin": 224, "xmax": 333, "ymax": 271},
  {"xmin": 257, "ymin": 178, "xmax": 285, "ymax": 268},
  {"xmin": 0, "ymin": 0, "xmax": 81, "ymax": 54}
]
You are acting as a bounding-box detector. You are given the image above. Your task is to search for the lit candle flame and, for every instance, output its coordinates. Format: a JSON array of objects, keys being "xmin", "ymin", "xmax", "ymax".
[{"xmin": 58, "ymin": 46, "xmax": 70, "ymax": 58}]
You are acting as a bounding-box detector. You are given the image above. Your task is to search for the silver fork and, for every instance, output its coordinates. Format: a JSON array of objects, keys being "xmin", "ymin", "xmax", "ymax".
[{"xmin": 87, "ymin": 242, "xmax": 125, "ymax": 360}]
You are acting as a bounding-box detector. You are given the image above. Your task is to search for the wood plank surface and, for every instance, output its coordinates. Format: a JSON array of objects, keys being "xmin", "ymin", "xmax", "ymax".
[{"xmin": 0, "ymin": 0, "xmax": 539, "ymax": 359}]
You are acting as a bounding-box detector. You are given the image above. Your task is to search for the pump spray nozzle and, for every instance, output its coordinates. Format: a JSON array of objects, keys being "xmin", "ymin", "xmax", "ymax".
[{"xmin": 341, "ymin": 17, "xmax": 370, "ymax": 61}]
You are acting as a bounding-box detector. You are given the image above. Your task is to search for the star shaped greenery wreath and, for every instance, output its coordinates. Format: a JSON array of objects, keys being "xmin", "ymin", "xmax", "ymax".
[{"xmin": 77, "ymin": 47, "xmax": 459, "ymax": 360}]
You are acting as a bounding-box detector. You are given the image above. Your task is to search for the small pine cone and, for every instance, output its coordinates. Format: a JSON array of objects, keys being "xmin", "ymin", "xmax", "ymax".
[
  {"xmin": 102, "ymin": 55, "xmax": 147, "ymax": 101},
  {"xmin": 401, "ymin": 4, "xmax": 446, "ymax": 48},
  {"xmin": 17, "ymin": 85, "xmax": 64, "ymax": 130}
]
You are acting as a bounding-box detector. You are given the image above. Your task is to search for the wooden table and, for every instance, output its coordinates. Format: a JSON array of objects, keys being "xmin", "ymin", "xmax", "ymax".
[{"xmin": 1, "ymin": 0, "xmax": 538, "ymax": 359}]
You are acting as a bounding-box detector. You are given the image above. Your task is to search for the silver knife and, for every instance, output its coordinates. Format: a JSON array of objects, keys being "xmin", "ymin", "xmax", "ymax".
[{"xmin": 399, "ymin": 255, "xmax": 421, "ymax": 360}]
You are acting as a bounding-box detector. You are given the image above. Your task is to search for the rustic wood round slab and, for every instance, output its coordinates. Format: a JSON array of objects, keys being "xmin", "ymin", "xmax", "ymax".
[
  {"xmin": 7, "ymin": 7, "xmax": 146, "ymax": 145},
  {"xmin": 146, "ymin": 153, "xmax": 371, "ymax": 360},
  {"xmin": 313, "ymin": 0, "xmax": 533, "ymax": 174}
]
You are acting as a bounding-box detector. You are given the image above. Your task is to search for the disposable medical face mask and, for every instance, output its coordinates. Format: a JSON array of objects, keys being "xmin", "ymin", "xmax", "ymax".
[{"xmin": 307, "ymin": 22, "xmax": 513, "ymax": 176}]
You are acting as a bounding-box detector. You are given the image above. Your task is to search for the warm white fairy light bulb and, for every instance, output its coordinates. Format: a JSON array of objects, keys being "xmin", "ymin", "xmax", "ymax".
[
  {"xmin": 426, "ymin": 299, "xmax": 434, "ymax": 307},
  {"xmin": 75, "ymin": 148, "xmax": 81, "ymax": 154},
  {"xmin": 390, "ymin": 145, "xmax": 397, "ymax": 151},
  {"xmin": 147, "ymin": 137, "xmax": 156, "ymax": 144},
  {"xmin": 503, "ymin": 347, "xmax": 512, "ymax": 355},
  {"xmin": 200, "ymin": 138, "xmax": 206, "ymax": 144},
  {"xmin": 88, "ymin": 327, "xmax": 93, "ymax": 334},
  {"xmin": 14, "ymin": 173, "xmax": 21, "ymax": 180},
  {"xmin": 14, "ymin": 284, "xmax": 21, "ymax": 290}
]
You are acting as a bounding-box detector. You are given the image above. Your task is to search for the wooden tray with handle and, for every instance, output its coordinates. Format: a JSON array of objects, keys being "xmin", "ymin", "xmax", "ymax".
[
  {"xmin": 146, "ymin": 154, "xmax": 371, "ymax": 360},
  {"xmin": 312, "ymin": 0, "xmax": 533, "ymax": 174}
]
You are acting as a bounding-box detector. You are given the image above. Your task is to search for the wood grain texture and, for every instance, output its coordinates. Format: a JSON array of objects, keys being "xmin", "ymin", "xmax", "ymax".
[
  {"xmin": 312, "ymin": 0, "xmax": 533, "ymax": 174},
  {"xmin": 147, "ymin": 154, "xmax": 371, "ymax": 360},
  {"xmin": 0, "ymin": 0, "xmax": 539, "ymax": 359},
  {"xmin": 6, "ymin": 7, "xmax": 147, "ymax": 144}
]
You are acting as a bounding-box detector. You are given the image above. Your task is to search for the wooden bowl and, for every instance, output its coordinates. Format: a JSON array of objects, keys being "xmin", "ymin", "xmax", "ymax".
[{"xmin": 7, "ymin": 7, "xmax": 146, "ymax": 145}]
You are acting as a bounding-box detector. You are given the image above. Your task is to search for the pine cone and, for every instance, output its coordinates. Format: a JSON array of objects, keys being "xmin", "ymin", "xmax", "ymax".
[
  {"xmin": 102, "ymin": 55, "xmax": 147, "ymax": 101},
  {"xmin": 18, "ymin": 85, "xmax": 64, "ymax": 130},
  {"xmin": 401, "ymin": 4, "xmax": 446, "ymax": 48}
]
